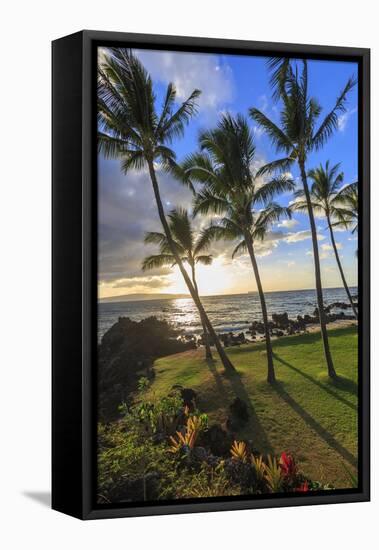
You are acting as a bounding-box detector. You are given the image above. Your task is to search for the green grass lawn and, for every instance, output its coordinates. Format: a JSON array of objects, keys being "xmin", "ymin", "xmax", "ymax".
[{"xmin": 147, "ymin": 325, "xmax": 358, "ymax": 488}]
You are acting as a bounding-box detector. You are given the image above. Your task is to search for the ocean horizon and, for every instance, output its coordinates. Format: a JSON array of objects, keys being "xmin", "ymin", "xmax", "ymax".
[{"xmin": 98, "ymin": 286, "xmax": 357, "ymax": 341}]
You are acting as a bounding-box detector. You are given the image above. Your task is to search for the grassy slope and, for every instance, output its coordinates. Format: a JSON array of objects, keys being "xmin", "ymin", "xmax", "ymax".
[{"xmin": 147, "ymin": 325, "xmax": 358, "ymax": 488}]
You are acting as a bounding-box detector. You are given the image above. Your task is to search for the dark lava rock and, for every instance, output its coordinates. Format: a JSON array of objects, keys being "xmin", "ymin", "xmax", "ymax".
[
  {"xmin": 226, "ymin": 397, "xmax": 249, "ymax": 431},
  {"xmin": 98, "ymin": 316, "xmax": 196, "ymax": 421},
  {"xmin": 171, "ymin": 385, "xmax": 197, "ymax": 409},
  {"xmin": 192, "ymin": 446, "xmax": 208, "ymax": 462},
  {"xmin": 200, "ymin": 423, "xmax": 233, "ymax": 456},
  {"xmin": 272, "ymin": 312, "xmax": 290, "ymax": 328}
]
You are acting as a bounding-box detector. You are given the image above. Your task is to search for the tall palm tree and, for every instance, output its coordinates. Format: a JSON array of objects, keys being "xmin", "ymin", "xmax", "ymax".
[
  {"xmin": 97, "ymin": 48, "xmax": 235, "ymax": 372},
  {"xmin": 142, "ymin": 208, "xmax": 214, "ymax": 360},
  {"xmin": 250, "ymin": 59, "xmax": 356, "ymax": 379},
  {"xmin": 184, "ymin": 114, "xmax": 294, "ymax": 383},
  {"xmin": 293, "ymin": 161, "xmax": 357, "ymax": 318}
]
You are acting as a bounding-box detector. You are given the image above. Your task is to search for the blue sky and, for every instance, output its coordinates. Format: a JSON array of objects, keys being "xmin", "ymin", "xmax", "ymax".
[{"xmin": 98, "ymin": 48, "xmax": 358, "ymax": 298}]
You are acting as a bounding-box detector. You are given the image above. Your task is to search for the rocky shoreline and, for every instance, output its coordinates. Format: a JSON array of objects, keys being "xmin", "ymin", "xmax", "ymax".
[{"xmin": 190, "ymin": 300, "xmax": 358, "ymax": 348}]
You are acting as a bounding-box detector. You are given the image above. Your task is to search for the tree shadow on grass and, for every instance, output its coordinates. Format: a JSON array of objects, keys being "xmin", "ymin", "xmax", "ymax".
[
  {"xmin": 329, "ymin": 376, "xmax": 358, "ymax": 396},
  {"xmin": 222, "ymin": 368, "xmax": 274, "ymax": 455},
  {"xmin": 273, "ymin": 381, "xmax": 357, "ymax": 468},
  {"xmin": 205, "ymin": 358, "xmax": 230, "ymax": 402},
  {"xmin": 273, "ymin": 353, "xmax": 357, "ymax": 411}
]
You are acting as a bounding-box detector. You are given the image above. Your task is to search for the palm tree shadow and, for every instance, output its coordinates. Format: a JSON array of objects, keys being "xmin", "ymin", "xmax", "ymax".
[
  {"xmin": 223, "ymin": 369, "xmax": 274, "ymax": 455},
  {"xmin": 205, "ymin": 358, "xmax": 229, "ymax": 401},
  {"xmin": 273, "ymin": 353, "xmax": 357, "ymax": 411},
  {"xmin": 330, "ymin": 375, "xmax": 358, "ymax": 396},
  {"xmin": 273, "ymin": 381, "xmax": 357, "ymax": 468}
]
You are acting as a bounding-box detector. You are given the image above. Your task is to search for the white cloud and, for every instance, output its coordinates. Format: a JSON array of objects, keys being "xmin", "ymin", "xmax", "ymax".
[
  {"xmin": 277, "ymin": 218, "xmax": 299, "ymax": 229},
  {"xmin": 319, "ymin": 242, "xmax": 342, "ymax": 260},
  {"xmin": 284, "ymin": 230, "xmax": 325, "ymax": 243},
  {"xmin": 135, "ymin": 49, "xmax": 234, "ymax": 120},
  {"xmin": 337, "ymin": 107, "xmax": 357, "ymax": 131},
  {"xmin": 321, "ymin": 243, "xmax": 342, "ymax": 252},
  {"xmin": 258, "ymin": 94, "xmax": 269, "ymax": 113},
  {"xmin": 253, "ymin": 125, "xmax": 265, "ymax": 139}
]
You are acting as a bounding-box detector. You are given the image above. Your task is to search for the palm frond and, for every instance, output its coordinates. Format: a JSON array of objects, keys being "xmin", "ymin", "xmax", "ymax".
[
  {"xmin": 267, "ymin": 57, "xmax": 291, "ymax": 101},
  {"xmin": 193, "ymin": 190, "xmax": 229, "ymax": 217},
  {"xmin": 253, "ymin": 203, "xmax": 292, "ymax": 240},
  {"xmin": 231, "ymin": 239, "xmax": 247, "ymax": 259},
  {"xmin": 159, "ymin": 89, "xmax": 201, "ymax": 142},
  {"xmin": 249, "ymin": 108, "xmax": 293, "ymax": 153},
  {"xmin": 312, "ymin": 76, "xmax": 357, "ymax": 150},
  {"xmin": 142, "ymin": 254, "xmax": 176, "ymax": 271},
  {"xmin": 195, "ymin": 255, "xmax": 213, "ymax": 266},
  {"xmin": 97, "ymin": 132, "xmax": 129, "ymax": 158},
  {"xmin": 254, "ymin": 175, "xmax": 295, "ymax": 204},
  {"xmin": 144, "ymin": 231, "xmax": 168, "ymax": 246},
  {"xmin": 256, "ymin": 156, "xmax": 295, "ymax": 177},
  {"xmin": 166, "ymin": 207, "xmax": 194, "ymax": 254},
  {"xmin": 120, "ymin": 149, "xmax": 146, "ymax": 174}
]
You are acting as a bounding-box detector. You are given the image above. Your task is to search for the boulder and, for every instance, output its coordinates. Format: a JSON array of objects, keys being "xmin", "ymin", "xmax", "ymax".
[
  {"xmin": 171, "ymin": 385, "xmax": 197, "ymax": 409},
  {"xmin": 200, "ymin": 423, "xmax": 233, "ymax": 456},
  {"xmin": 226, "ymin": 397, "xmax": 249, "ymax": 431}
]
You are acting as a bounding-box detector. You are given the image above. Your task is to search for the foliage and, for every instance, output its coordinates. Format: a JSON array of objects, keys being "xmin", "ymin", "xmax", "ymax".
[
  {"xmin": 98, "ymin": 48, "xmax": 200, "ymax": 181},
  {"xmin": 98, "ymin": 383, "xmax": 337, "ymax": 503},
  {"xmin": 169, "ymin": 413, "xmax": 208, "ymax": 454},
  {"xmin": 150, "ymin": 326, "xmax": 358, "ymax": 488},
  {"xmin": 251, "ymin": 454, "xmax": 266, "ymax": 483},
  {"xmin": 264, "ymin": 455, "xmax": 284, "ymax": 492},
  {"xmin": 137, "ymin": 376, "xmax": 150, "ymax": 392},
  {"xmin": 142, "ymin": 207, "xmax": 213, "ymax": 274},
  {"xmin": 230, "ymin": 440, "xmax": 248, "ymax": 463},
  {"xmin": 172, "ymin": 462, "xmax": 241, "ymax": 498},
  {"xmin": 129, "ymin": 391, "xmax": 185, "ymax": 436}
]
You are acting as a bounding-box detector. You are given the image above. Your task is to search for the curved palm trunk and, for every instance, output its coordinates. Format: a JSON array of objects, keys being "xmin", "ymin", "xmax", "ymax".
[
  {"xmin": 147, "ymin": 160, "xmax": 234, "ymax": 372},
  {"xmin": 299, "ymin": 163, "xmax": 337, "ymax": 379},
  {"xmin": 191, "ymin": 264, "xmax": 213, "ymax": 361},
  {"xmin": 327, "ymin": 216, "xmax": 358, "ymax": 319},
  {"xmin": 244, "ymin": 233, "xmax": 276, "ymax": 383}
]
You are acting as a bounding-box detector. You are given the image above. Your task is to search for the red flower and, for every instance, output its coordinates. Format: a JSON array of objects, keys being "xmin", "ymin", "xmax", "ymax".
[
  {"xmin": 297, "ymin": 481, "xmax": 309, "ymax": 492},
  {"xmin": 279, "ymin": 452, "xmax": 297, "ymax": 478}
]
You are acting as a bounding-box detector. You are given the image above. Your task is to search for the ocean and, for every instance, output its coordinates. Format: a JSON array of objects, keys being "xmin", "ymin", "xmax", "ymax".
[{"xmin": 98, "ymin": 286, "xmax": 357, "ymax": 341}]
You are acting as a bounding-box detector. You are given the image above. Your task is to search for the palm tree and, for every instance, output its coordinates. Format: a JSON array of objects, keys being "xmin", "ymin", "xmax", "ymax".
[
  {"xmin": 250, "ymin": 59, "xmax": 356, "ymax": 379},
  {"xmin": 142, "ymin": 207, "xmax": 214, "ymax": 360},
  {"xmin": 293, "ymin": 161, "xmax": 357, "ymax": 318},
  {"xmin": 184, "ymin": 114, "xmax": 294, "ymax": 383},
  {"xmin": 97, "ymin": 48, "xmax": 235, "ymax": 372},
  {"xmin": 334, "ymin": 181, "xmax": 358, "ymax": 234}
]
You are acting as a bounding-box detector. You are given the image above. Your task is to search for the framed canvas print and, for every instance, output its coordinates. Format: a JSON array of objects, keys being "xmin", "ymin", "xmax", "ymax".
[{"xmin": 52, "ymin": 30, "xmax": 370, "ymax": 519}]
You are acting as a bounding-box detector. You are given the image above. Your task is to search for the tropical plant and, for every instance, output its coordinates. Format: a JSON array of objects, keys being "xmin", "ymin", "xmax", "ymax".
[
  {"xmin": 264, "ymin": 455, "xmax": 283, "ymax": 493},
  {"xmin": 168, "ymin": 414, "xmax": 207, "ymax": 454},
  {"xmin": 250, "ymin": 58, "xmax": 356, "ymax": 378},
  {"xmin": 97, "ymin": 47, "xmax": 235, "ymax": 373},
  {"xmin": 293, "ymin": 161, "xmax": 357, "ymax": 317},
  {"xmin": 250, "ymin": 454, "xmax": 266, "ymax": 483},
  {"xmin": 184, "ymin": 114, "xmax": 294, "ymax": 383},
  {"xmin": 142, "ymin": 207, "xmax": 215, "ymax": 360},
  {"xmin": 279, "ymin": 452, "xmax": 298, "ymax": 480},
  {"xmin": 230, "ymin": 440, "xmax": 248, "ymax": 462}
]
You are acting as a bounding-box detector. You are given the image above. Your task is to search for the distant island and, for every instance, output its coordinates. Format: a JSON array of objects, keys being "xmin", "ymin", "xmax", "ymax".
[{"xmin": 99, "ymin": 292, "xmax": 190, "ymax": 304}]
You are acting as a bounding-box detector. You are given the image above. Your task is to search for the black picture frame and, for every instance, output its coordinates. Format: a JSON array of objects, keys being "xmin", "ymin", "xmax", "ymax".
[{"xmin": 52, "ymin": 30, "xmax": 370, "ymax": 520}]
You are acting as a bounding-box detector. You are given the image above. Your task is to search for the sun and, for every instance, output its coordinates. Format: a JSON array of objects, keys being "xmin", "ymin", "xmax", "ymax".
[{"xmin": 167, "ymin": 258, "xmax": 234, "ymax": 296}]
